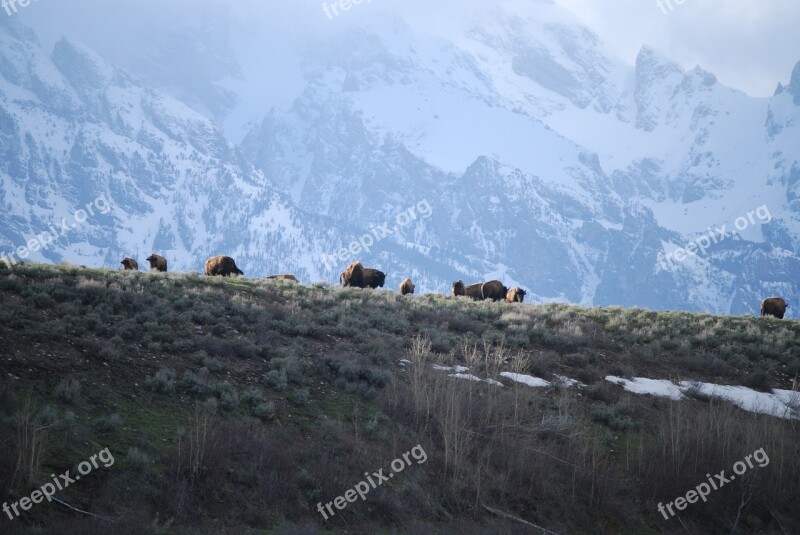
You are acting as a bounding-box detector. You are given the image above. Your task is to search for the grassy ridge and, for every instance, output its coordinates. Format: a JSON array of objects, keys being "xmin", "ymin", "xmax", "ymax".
[{"xmin": 0, "ymin": 263, "xmax": 798, "ymax": 534}]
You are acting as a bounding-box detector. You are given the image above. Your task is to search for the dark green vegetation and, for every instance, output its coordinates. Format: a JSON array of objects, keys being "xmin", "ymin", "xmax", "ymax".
[{"xmin": 1, "ymin": 263, "xmax": 799, "ymax": 534}]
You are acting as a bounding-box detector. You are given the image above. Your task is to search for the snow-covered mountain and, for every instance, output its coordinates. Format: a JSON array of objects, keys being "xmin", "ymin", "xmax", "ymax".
[{"xmin": 2, "ymin": 1, "xmax": 799, "ymax": 315}]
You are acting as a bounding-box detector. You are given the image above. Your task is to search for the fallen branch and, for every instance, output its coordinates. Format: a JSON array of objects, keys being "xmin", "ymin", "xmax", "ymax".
[
  {"xmin": 481, "ymin": 502, "xmax": 559, "ymax": 534},
  {"xmin": 768, "ymin": 507, "xmax": 789, "ymax": 535},
  {"xmin": 529, "ymin": 449, "xmax": 578, "ymax": 468},
  {"xmin": 50, "ymin": 495, "xmax": 111, "ymax": 522}
]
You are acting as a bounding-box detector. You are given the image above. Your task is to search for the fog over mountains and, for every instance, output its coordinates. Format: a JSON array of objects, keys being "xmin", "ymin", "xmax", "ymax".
[{"xmin": 2, "ymin": 0, "xmax": 799, "ymax": 314}]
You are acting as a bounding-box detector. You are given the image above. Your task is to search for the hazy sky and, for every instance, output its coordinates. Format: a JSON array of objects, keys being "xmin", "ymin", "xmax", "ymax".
[
  {"xmin": 553, "ymin": 0, "xmax": 800, "ymax": 97},
  {"xmin": 16, "ymin": 0, "xmax": 800, "ymax": 98}
]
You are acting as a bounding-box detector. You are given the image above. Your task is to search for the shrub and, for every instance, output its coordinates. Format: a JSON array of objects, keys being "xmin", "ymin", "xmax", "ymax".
[
  {"xmin": 743, "ymin": 370, "xmax": 772, "ymax": 392},
  {"xmin": 528, "ymin": 350, "xmax": 559, "ymax": 377},
  {"xmin": 591, "ymin": 403, "xmax": 636, "ymax": 431},
  {"xmin": 202, "ymin": 357, "xmax": 225, "ymax": 372},
  {"xmin": 586, "ymin": 383, "xmax": 616, "ymax": 403},
  {"xmin": 264, "ymin": 369, "xmax": 288, "ymax": 392},
  {"xmin": 35, "ymin": 405, "xmax": 59, "ymax": 426},
  {"xmin": 99, "ymin": 345, "xmax": 122, "ymax": 361},
  {"xmin": 145, "ymin": 368, "xmax": 176, "ymax": 393},
  {"xmin": 180, "ymin": 370, "xmax": 211, "ymax": 397},
  {"xmin": 240, "ymin": 387, "xmax": 265, "ymax": 407},
  {"xmin": 212, "ymin": 382, "xmax": 240, "ymax": 410},
  {"xmin": 33, "ymin": 293, "xmax": 55, "ymax": 309},
  {"xmin": 55, "ymin": 378, "xmax": 81, "ymax": 404},
  {"xmin": 253, "ymin": 401, "xmax": 276, "ymax": 421},
  {"xmin": 290, "ymin": 388, "xmax": 310, "ymax": 406},
  {"xmin": 94, "ymin": 413, "xmax": 123, "ymax": 433},
  {"xmin": 125, "ymin": 448, "xmax": 151, "ymax": 472},
  {"xmin": 339, "ymin": 363, "xmax": 391, "ymax": 388},
  {"xmin": 341, "ymin": 380, "xmax": 377, "ymax": 401},
  {"xmin": 270, "ymin": 355, "xmax": 305, "ymax": 384}
]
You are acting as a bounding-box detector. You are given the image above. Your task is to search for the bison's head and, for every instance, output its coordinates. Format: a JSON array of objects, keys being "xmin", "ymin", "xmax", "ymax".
[
  {"xmin": 452, "ymin": 280, "xmax": 465, "ymax": 297},
  {"xmin": 374, "ymin": 270, "xmax": 386, "ymax": 288},
  {"xmin": 146, "ymin": 254, "xmax": 157, "ymax": 265},
  {"xmin": 507, "ymin": 288, "xmax": 526, "ymax": 303},
  {"xmin": 121, "ymin": 258, "xmax": 135, "ymax": 269}
]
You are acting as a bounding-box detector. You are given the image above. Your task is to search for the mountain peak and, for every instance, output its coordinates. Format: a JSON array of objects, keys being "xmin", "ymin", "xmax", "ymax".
[
  {"xmin": 635, "ymin": 46, "xmax": 683, "ymax": 75},
  {"xmin": 788, "ymin": 59, "xmax": 800, "ymax": 105},
  {"xmin": 52, "ymin": 37, "xmax": 120, "ymax": 92}
]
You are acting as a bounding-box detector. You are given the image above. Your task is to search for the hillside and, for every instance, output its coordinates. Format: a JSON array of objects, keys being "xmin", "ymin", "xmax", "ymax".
[{"xmin": 0, "ymin": 263, "xmax": 799, "ymax": 534}]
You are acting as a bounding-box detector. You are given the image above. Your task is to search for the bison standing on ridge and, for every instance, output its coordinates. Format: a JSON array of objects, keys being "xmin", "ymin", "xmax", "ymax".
[
  {"xmin": 452, "ymin": 280, "xmax": 484, "ymax": 299},
  {"xmin": 761, "ymin": 297, "xmax": 788, "ymax": 319},
  {"xmin": 481, "ymin": 280, "xmax": 508, "ymax": 301},
  {"xmin": 506, "ymin": 287, "xmax": 526, "ymax": 303},
  {"xmin": 340, "ymin": 261, "xmax": 365, "ymax": 288},
  {"xmin": 267, "ymin": 274, "xmax": 299, "ymax": 283},
  {"xmin": 120, "ymin": 257, "xmax": 138, "ymax": 270},
  {"xmin": 363, "ymin": 268, "xmax": 386, "ymax": 289},
  {"xmin": 146, "ymin": 254, "xmax": 167, "ymax": 272},
  {"xmin": 400, "ymin": 278, "xmax": 415, "ymax": 295},
  {"xmin": 205, "ymin": 256, "xmax": 244, "ymax": 277},
  {"xmin": 452, "ymin": 279, "xmax": 509, "ymax": 301}
]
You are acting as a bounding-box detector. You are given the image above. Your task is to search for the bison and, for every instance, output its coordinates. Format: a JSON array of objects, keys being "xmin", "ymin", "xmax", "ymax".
[
  {"xmin": 481, "ymin": 280, "xmax": 508, "ymax": 301},
  {"xmin": 205, "ymin": 256, "xmax": 244, "ymax": 277},
  {"xmin": 399, "ymin": 278, "xmax": 415, "ymax": 295},
  {"xmin": 145, "ymin": 253, "xmax": 167, "ymax": 272},
  {"xmin": 363, "ymin": 268, "xmax": 386, "ymax": 289},
  {"xmin": 452, "ymin": 280, "xmax": 509, "ymax": 301},
  {"xmin": 120, "ymin": 257, "xmax": 138, "ymax": 270},
  {"xmin": 506, "ymin": 287, "xmax": 526, "ymax": 303},
  {"xmin": 452, "ymin": 280, "xmax": 484, "ymax": 299},
  {"xmin": 761, "ymin": 297, "xmax": 788, "ymax": 319},
  {"xmin": 340, "ymin": 261, "xmax": 365, "ymax": 288},
  {"xmin": 267, "ymin": 274, "xmax": 299, "ymax": 283}
]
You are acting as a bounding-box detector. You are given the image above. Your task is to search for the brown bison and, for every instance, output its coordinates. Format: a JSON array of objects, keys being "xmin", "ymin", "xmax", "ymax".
[
  {"xmin": 452, "ymin": 280, "xmax": 508, "ymax": 301},
  {"xmin": 506, "ymin": 287, "xmax": 526, "ymax": 303},
  {"xmin": 452, "ymin": 280, "xmax": 484, "ymax": 299},
  {"xmin": 481, "ymin": 280, "xmax": 508, "ymax": 301},
  {"xmin": 340, "ymin": 261, "xmax": 365, "ymax": 288},
  {"xmin": 363, "ymin": 268, "xmax": 386, "ymax": 289},
  {"xmin": 205, "ymin": 256, "xmax": 244, "ymax": 277},
  {"xmin": 399, "ymin": 278, "xmax": 415, "ymax": 295},
  {"xmin": 761, "ymin": 297, "xmax": 788, "ymax": 319},
  {"xmin": 120, "ymin": 257, "xmax": 138, "ymax": 270},
  {"xmin": 145, "ymin": 253, "xmax": 167, "ymax": 272},
  {"xmin": 267, "ymin": 274, "xmax": 299, "ymax": 283}
]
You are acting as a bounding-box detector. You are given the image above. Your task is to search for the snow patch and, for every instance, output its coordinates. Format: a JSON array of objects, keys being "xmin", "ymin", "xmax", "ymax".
[
  {"xmin": 500, "ymin": 372, "xmax": 550, "ymax": 388},
  {"xmin": 433, "ymin": 364, "xmax": 470, "ymax": 373},
  {"xmin": 605, "ymin": 376, "xmax": 684, "ymax": 400},
  {"xmin": 605, "ymin": 376, "xmax": 800, "ymax": 419}
]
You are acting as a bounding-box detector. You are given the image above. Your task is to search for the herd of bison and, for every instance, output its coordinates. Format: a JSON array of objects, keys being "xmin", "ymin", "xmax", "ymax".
[{"xmin": 118, "ymin": 254, "xmax": 789, "ymax": 318}]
